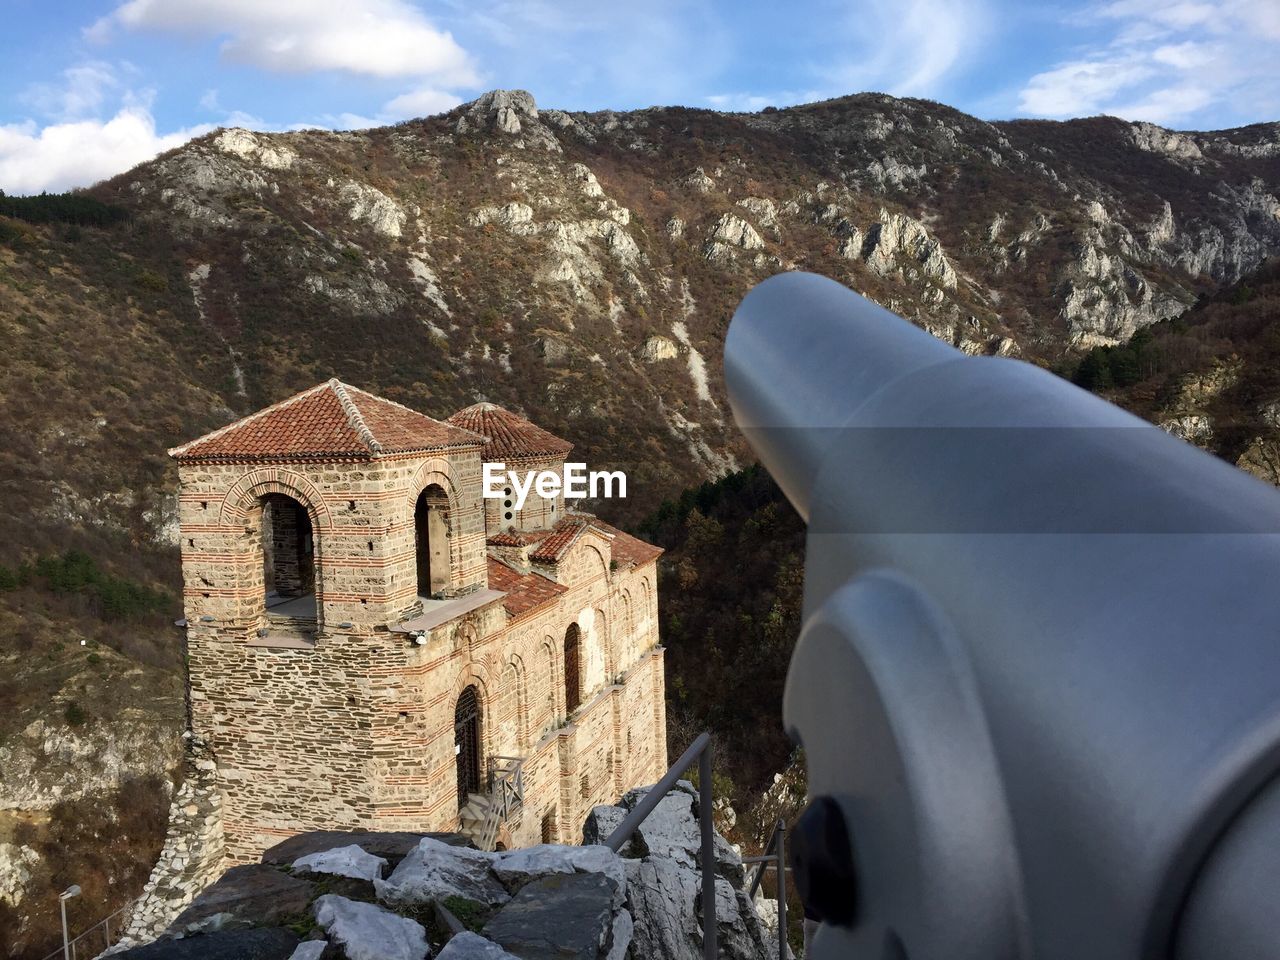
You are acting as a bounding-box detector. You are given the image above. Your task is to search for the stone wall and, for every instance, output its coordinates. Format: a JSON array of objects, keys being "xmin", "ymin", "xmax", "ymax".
[{"xmin": 120, "ymin": 735, "xmax": 225, "ymax": 942}]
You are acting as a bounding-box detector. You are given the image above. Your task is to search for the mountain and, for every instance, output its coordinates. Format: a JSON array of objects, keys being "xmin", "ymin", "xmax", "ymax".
[
  {"xmin": 2, "ymin": 88, "xmax": 1279, "ymax": 955},
  {"xmin": 4, "ymin": 89, "xmax": 1280, "ymax": 555},
  {"xmin": 1069, "ymin": 256, "xmax": 1280, "ymax": 481}
]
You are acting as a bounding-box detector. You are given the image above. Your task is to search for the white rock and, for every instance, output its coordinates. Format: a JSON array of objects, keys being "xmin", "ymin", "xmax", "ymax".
[
  {"xmin": 288, "ymin": 943, "xmax": 329, "ymax": 960},
  {"xmin": 1129, "ymin": 122, "xmax": 1204, "ymax": 161},
  {"xmin": 469, "ymin": 203, "xmax": 534, "ymax": 230},
  {"xmin": 314, "ymin": 895, "xmax": 429, "ymax": 960},
  {"xmin": 376, "ymin": 837, "xmax": 509, "ymax": 908},
  {"xmin": 436, "ymin": 932, "xmax": 519, "ymax": 960},
  {"xmin": 0, "ymin": 844, "xmax": 38, "ymax": 906},
  {"xmin": 736, "ymin": 197, "xmax": 777, "ymax": 229},
  {"xmin": 340, "ymin": 181, "xmax": 406, "ymax": 238},
  {"xmin": 293, "ymin": 844, "xmax": 388, "ymax": 881},
  {"xmin": 1160, "ymin": 415, "xmax": 1214, "ymax": 443},
  {"xmin": 214, "ymin": 129, "xmax": 296, "ymax": 170},
  {"xmin": 640, "ymin": 336, "xmax": 678, "ymax": 362},
  {"xmin": 709, "ymin": 213, "xmax": 765, "ymax": 251},
  {"xmin": 681, "ymin": 168, "xmax": 716, "ymax": 193},
  {"xmin": 570, "ymin": 163, "xmax": 605, "ymax": 198}
]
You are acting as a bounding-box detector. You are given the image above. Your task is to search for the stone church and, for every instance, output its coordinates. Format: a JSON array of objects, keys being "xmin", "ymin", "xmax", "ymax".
[{"xmin": 168, "ymin": 380, "xmax": 667, "ymax": 862}]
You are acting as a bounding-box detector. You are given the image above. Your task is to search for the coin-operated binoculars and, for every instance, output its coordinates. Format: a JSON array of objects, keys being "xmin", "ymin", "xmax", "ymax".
[{"xmin": 725, "ymin": 272, "xmax": 1280, "ymax": 960}]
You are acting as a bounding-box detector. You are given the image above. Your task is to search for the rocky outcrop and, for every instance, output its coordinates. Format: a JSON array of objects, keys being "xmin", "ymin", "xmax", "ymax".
[
  {"xmin": 705, "ymin": 214, "xmax": 765, "ymax": 263},
  {"xmin": 213, "ymin": 129, "xmax": 296, "ymax": 170},
  {"xmin": 339, "ymin": 181, "xmax": 407, "ymax": 238},
  {"xmin": 861, "ymin": 209, "xmax": 958, "ymax": 288},
  {"xmin": 0, "ymin": 715, "xmax": 180, "ymax": 811},
  {"xmin": 455, "ymin": 90, "xmax": 561, "ymax": 152},
  {"xmin": 0, "ymin": 843, "xmax": 38, "ymax": 906},
  {"xmin": 112, "ymin": 783, "xmax": 770, "ymax": 960},
  {"xmin": 640, "ymin": 336, "xmax": 679, "ymax": 362}
]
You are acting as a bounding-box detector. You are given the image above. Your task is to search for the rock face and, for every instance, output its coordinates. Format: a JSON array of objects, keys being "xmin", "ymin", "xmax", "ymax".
[
  {"xmin": 113, "ymin": 784, "xmax": 770, "ymax": 960},
  {"xmin": 482, "ymin": 872, "xmax": 620, "ymax": 960},
  {"xmin": 293, "ymin": 843, "xmax": 388, "ymax": 881},
  {"xmin": 166, "ymin": 865, "xmax": 315, "ymax": 935},
  {"xmin": 314, "ymin": 895, "xmax": 429, "ymax": 960},
  {"xmin": 0, "ymin": 843, "xmax": 38, "ymax": 906},
  {"xmin": 116, "ymin": 927, "xmax": 301, "ymax": 959},
  {"xmin": 376, "ymin": 837, "xmax": 511, "ymax": 909}
]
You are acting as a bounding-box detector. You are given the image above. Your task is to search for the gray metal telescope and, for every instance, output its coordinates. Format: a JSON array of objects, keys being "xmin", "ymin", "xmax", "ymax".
[{"xmin": 724, "ymin": 272, "xmax": 1280, "ymax": 960}]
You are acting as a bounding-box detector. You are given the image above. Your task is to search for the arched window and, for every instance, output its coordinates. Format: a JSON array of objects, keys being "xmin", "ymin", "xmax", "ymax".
[
  {"xmin": 620, "ymin": 591, "xmax": 633, "ymax": 666},
  {"xmin": 564, "ymin": 622, "xmax": 581, "ymax": 714},
  {"xmin": 415, "ymin": 484, "xmax": 451, "ymax": 598},
  {"xmin": 455, "ymin": 685, "xmax": 482, "ymax": 806},
  {"xmin": 261, "ymin": 493, "xmax": 316, "ymax": 621}
]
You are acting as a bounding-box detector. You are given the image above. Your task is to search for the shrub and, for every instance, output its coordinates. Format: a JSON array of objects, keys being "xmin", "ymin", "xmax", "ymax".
[{"xmin": 63, "ymin": 700, "xmax": 88, "ymax": 726}]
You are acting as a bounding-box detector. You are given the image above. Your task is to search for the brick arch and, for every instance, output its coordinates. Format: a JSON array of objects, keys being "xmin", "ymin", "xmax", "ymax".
[
  {"xmin": 408, "ymin": 459, "xmax": 465, "ymax": 594},
  {"xmin": 619, "ymin": 589, "xmax": 634, "ymax": 668},
  {"xmin": 539, "ymin": 636, "xmax": 562, "ymax": 731},
  {"xmin": 502, "ymin": 654, "xmax": 529, "ymax": 750},
  {"xmin": 594, "ymin": 605, "xmax": 612, "ymax": 687},
  {"xmin": 407, "ymin": 459, "xmax": 463, "ymax": 511},
  {"xmin": 219, "ymin": 469, "xmax": 333, "ymax": 529},
  {"xmin": 583, "ymin": 543, "xmax": 609, "ymax": 579}
]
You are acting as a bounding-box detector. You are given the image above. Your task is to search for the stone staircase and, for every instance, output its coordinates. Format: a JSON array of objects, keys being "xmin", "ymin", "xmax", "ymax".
[{"xmin": 457, "ymin": 792, "xmax": 495, "ymax": 848}]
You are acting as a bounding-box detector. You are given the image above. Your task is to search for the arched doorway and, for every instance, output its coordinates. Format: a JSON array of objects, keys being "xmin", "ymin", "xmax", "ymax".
[
  {"xmin": 564, "ymin": 623, "xmax": 581, "ymax": 714},
  {"xmin": 261, "ymin": 493, "xmax": 316, "ymax": 620},
  {"xmin": 455, "ymin": 685, "xmax": 482, "ymax": 806},
  {"xmin": 415, "ymin": 485, "xmax": 451, "ymax": 598}
]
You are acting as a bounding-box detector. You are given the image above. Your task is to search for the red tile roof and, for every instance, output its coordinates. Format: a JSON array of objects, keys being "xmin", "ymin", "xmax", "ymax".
[
  {"xmin": 528, "ymin": 515, "xmax": 590, "ymax": 562},
  {"xmin": 524, "ymin": 514, "xmax": 663, "ymax": 568},
  {"xmin": 487, "ymin": 529, "xmax": 550, "ymax": 548},
  {"xmin": 487, "ymin": 557, "xmax": 567, "ymax": 618},
  {"xmin": 588, "ymin": 518, "xmax": 664, "ymax": 569},
  {"xmin": 447, "ymin": 402, "xmax": 573, "ymax": 461},
  {"xmin": 169, "ymin": 380, "xmax": 483, "ymax": 463}
]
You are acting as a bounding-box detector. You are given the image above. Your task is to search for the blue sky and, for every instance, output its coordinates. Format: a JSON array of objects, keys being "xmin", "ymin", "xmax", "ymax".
[{"xmin": 2, "ymin": 0, "xmax": 1278, "ymax": 194}]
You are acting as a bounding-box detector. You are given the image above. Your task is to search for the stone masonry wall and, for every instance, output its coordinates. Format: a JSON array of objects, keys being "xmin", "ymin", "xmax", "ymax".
[{"xmin": 120, "ymin": 735, "xmax": 225, "ymax": 943}]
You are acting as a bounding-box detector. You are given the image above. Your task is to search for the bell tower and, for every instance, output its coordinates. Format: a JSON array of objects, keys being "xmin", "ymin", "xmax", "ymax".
[{"xmin": 169, "ymin": 379, "xmax": 488, "ymax": 858}]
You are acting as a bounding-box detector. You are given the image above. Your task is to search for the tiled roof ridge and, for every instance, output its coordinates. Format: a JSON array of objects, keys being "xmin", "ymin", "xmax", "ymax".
[
  {"xmin": 346, "ymin": 384, "xmax": 486, "ymax": 447},
  {"xmin": 330, "ymin": 379, "xmax": 382, "ymax": 456},
  {"xmin": 447, "ymin": 402, "xmax": 573, "ymax": 459},
  {"xmin": 167, "ymin": 381, "xmax": 333, "ymax": 458}
]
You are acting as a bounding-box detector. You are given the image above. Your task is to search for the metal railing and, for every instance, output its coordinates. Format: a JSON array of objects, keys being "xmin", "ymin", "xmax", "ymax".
[
  {"xmin": 743, "ymin": 818, "xmax": 789, "ymax": 960},
  {"xmin": 38, "ymin": 898, "xmax": 136, "ymax": 960},
  {"xmin": 605, "ymin": 732, "xmax": 718, "ymax": 960},
  {"xmin": 479, "ymin": 755, "xmax": 526, "ymax": 851}
]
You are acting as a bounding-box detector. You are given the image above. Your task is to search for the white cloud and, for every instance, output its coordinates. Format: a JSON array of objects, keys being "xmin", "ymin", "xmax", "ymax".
[
  {"xmin": 1017, "ymin": 0, "xmax": 1280, "ymax": 125},
  {"xmin": 21, "ymin": 62, "xmax": 123, "ymax": 121},
  {"xmin": 382, "ymin": 87, "xmax": 462, "ymax": 120},
  {"xmin": 89, "ymin": 0, "xmax": 477, "ymax": 84},
  {"xmin": 0, "ymin": 106, "xmax": 210, "ymax": 195},
  {"xmin": 824, "ymin": 0, "xmax": 991, "ymax": 98}
]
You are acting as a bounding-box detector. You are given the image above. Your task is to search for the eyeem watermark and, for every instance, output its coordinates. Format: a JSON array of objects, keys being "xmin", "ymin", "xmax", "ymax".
[{"xmin": 483, "ymin": 463, "xmax": 626, "ymax": 509}]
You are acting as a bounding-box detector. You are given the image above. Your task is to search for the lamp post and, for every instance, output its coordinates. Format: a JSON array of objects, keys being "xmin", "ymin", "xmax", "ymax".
[{"xmin": 59, "ymin": 885, "xmax": 80, "ymax": 960}]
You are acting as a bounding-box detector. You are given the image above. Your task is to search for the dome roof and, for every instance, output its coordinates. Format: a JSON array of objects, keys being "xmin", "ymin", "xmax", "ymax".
[{"xmin": 446, "ymin": 402, "xmax": 573, "ymax": 461}]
